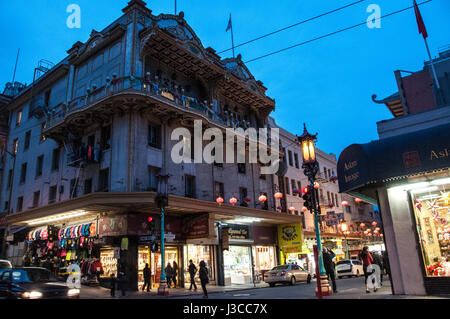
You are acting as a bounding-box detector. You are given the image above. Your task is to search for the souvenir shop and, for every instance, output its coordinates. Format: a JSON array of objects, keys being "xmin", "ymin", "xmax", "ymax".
[
  {"xmin": 23, "ymin": 219, "xmax": 104, "ymax": 285},
  {"xmin": 337, "ymin": 122, "xmax": 450, "ymax": 294}
]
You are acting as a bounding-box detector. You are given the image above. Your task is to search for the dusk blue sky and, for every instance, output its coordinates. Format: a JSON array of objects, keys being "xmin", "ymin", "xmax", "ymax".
[{"xmin": 1, "ymin": 0, "xmax": 449, "ymax": 157}]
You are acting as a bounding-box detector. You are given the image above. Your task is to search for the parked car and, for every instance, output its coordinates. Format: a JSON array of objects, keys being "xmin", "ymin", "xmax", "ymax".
[
  {"xmin": 264, "ymin": 264, "xmax": 311, "ymax": 287},
  {"xmin": 0, "ymin": 260, "xmax": 12, "ymax": 277},
  {"xmin": 0, "ymin": 267, "xmax": 80, "ymax": 299},
  {"xmin": 335, "ymin": 259, "xmax": 364, "ymax": 279}
]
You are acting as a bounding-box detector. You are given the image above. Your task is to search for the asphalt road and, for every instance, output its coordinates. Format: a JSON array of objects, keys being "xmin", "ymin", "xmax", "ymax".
[{"xmin": 173, "ymin": 276, "xmax": 393, "ymax": 299}]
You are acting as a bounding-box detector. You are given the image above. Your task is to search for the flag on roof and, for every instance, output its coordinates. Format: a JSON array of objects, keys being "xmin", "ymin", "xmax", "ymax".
[
  {"xmin": 413, "ymin": 0, "xmax": 428, "ymax": 39},
  {"xmin": 226, "ymin": 14, "xmax": 232, "ymax": 32}
]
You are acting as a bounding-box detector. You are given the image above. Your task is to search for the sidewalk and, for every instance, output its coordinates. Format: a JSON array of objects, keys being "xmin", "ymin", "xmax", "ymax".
[{"xmin": 80, "ymin": 282, "xmax": 269, "ymax": 299}]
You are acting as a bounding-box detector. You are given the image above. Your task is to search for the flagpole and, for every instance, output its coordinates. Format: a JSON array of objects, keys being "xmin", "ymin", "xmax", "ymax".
[
  {"xmin": 423, "ymin": 38, "xmax": 440, "ymax": 89},
  {"xmin": 230, "ymin": 14, "xmax": 235, "ymax": 58}
]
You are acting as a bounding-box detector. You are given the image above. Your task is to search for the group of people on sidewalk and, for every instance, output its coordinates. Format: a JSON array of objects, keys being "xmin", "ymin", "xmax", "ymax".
[{"xmin": 322, "ymin": 246, "xmax": 390, "ymax": 294}]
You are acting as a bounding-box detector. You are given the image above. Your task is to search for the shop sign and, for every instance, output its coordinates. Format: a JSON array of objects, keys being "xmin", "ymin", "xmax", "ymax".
[
  {"xmin": 0, "ymin": 216, "xmax": 6, "ymax": 226},
  {"xmin": 222, "ymin": 227, "xmax": 230, "ymax": 251},
  {"xmin": 165, "ymin": 232, "xmax": 176, "ymax": 242},
  {"xmin": 99, "ymin": 215, "xmax": 127, "ymax": 237},
  {"xmin": 227, "ymin": 224, "xmax": 250, "ymax": 240},
  {"xmin": 6, "ymin": 235, "xmax": 14, "ymax": 242},
  {"xmin": 182, "ymin": 214, "xmax": 211, "ymax": 239},
  {"xmin": 139, "ymin": 235, "xmax": 153, "ymax": 243},
  {"xmin": 277, "ymin": 223, "xmax": 303, "ymax": 253}
]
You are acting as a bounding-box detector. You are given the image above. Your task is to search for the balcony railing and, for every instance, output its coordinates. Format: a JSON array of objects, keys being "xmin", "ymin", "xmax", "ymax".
[{"xmin": 45, "ymin": 75, "xmax": 259, "ymax": 135}]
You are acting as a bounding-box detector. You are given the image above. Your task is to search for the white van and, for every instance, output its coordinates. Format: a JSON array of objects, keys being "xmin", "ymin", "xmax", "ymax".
[{"xmin": 335, "ymin": 259, "xmax": 364, "ymax": 279}]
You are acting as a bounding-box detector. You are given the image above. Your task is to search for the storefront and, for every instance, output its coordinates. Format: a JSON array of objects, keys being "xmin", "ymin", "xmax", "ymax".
[
  {"xmin": 277, "ymin": 223, "xmax": 304, "ymax": 266},
  {"xmin": 338, "ymin": 122, "xmax": 450, "ymax": 295}
]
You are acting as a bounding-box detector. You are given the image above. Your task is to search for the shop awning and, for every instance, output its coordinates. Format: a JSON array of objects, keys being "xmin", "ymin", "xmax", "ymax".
[{"xmin": 338, "ymin": 122, "xmax": 450, "ymax": 194}]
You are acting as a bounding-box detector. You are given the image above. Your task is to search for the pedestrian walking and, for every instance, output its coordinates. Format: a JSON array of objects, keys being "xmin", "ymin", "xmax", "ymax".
[
  {"xmin": 142, "ymin": 263, "xmax": 151, "ymax": 292},
  {"xmin": 360, "ymin": 246, "xmax": 375, "ymax": 293},
  {"xmin": 172, "ymin": 261, "xmax": 178, "ymax": 288},
  {"xmin": 322, "ymin": 248, "xmax": 337, "ymax": 293},
  {"xmin": 372, "ymin": 251, "xmax": 384, "ymax": 285},
  {"xmin": 165, "ymin": 262, "xmax": 173, "ymax": 288},
  {"xmin": 382, "ymin": 251, "xmax": 391, "ymax": 281},
  {"xmin": 110, "ymin": 273, "xmax": 116, "ymax": 297},
  {"xmin": 118, "ymin": 271, "xmax": 127, "ymax": 297},
  {"xmin": 199, "ymin": 260, "xmax": 209, "ymax": 298},
  {"xmin": 188, "ymin": 259, "xmax": 198, "ymax": 290}
]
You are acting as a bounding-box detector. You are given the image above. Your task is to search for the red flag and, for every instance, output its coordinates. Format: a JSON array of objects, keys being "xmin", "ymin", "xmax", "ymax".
[
  {"xmin": 413, "ymin": 0, "xmax": 428, "ymax": 39},
  {"xmin": 226, "ymin": 14, "xmax": 232, "ymax": 32}
]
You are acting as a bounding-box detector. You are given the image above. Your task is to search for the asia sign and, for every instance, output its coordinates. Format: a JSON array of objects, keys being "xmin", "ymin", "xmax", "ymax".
[{"xmin": 277, "ymin": 223, "xmax": 303, "ymax": 254}]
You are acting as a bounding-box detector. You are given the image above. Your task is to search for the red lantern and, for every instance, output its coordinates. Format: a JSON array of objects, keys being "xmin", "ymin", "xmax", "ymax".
[
  {"xmin": 372, "ymin": 221, "xmax": 377, "ymax": 227},
  {"xmin": 274, "ymin": 192, "xmax": 283, "ymax": 199},
  {"xmin": 302, "ymin": 207, "xmax": 308, "ymax": 213},
  {"xmin": 380, "ymin": 234, "xmax": 384, "ymax": 237},
  {"xmin": 355, "ymin": 198, "xmax": 362, "ymax": 203},
  {"xmin": 341, "ymin": 200, "xmax": 349, "ymax": 206},
  {"xmin": 229, "ymin": 197, "xmax": 238, "ymax": 206},
  {"xmin": 289, "ymin": 206, "xmax": 296, "ymax": 213},
  {"xmin": 360, "ymin": 223, "xmax": 365, "ymax": 228},
  {"xmin": 375, "ymin": 227, "xmax": 380, "ymax": 231},
  {"xmin": 258, "ymin": 194, "xmax": 267, "ymax": 203},
  {"xmin": 216, "ymin": 197, "xmax": 224, "ymax": 205},
  {"xmin": 244, "ymin": 197, "xmax": 252, "ymax": 203}
]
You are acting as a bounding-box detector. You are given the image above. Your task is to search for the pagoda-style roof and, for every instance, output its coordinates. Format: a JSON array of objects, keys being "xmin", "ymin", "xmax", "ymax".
[{"xmin": 372, "ymin": 92, "xmax": 404, "ymax": 117}]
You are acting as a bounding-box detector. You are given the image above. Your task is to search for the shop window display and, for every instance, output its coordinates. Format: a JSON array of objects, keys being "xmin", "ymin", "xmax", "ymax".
[
  {"xmin": 138, "ymin": 246, "xmax": 150, "ymax": 290},
  {"xmin": 100, "ymin": 249, "xmax": 117, "ymax": 278},
  {"xmin": 252, "ymin": 246, "xmax": 276, "ymax": 279},
  {"xmin": 224, "ymin": 246, "xmax": 252, "ymax": 285},
  {"xmin": 411, "ymin": 177, "xmax": 450, "ymax": 277},
  {"xmin": 183, "ymin": 245, "xmax": 215, "ymax": 286}
]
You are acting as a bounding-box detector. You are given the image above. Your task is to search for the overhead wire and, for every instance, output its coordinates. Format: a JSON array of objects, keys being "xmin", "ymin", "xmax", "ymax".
[
  {"xmin": 217, "ymin": 0, "xmax": 365, "ymax": 54},
  {"xmin": 244, "ymin": 0, "xmax": 433, "ymax": 64}
]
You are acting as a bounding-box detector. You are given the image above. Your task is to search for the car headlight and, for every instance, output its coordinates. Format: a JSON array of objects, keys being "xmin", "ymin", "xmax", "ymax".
[
  {"xmin": 22, "ymin": 291, "xmax": 43, "ymax": 299},
  {"xmin": 67, "ymin": 288, "xmax": 80, "ymax": 297}
]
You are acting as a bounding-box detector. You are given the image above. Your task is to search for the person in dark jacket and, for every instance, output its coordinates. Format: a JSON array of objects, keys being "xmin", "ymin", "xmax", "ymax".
[
  {"xmin": 188, "ymin": 259, "xmax": 198, "ymax": 291},
  {"xmin": 172, "ymin": 261, "xmax": 178, "ymax": 288},
  {"xmin": 165, "ymin": 263, "xmax": 173, "ymax": 288},
  {"xmin": 142, "ymin": 263, "xmax": 151, "ymax": 292},
  {"xmin": 322, "ymin": 248, "xmax": 337, "ymax": 293},
  {"xmin": 372, "ymin": 252, "xmax": 384, "ymax": 285},
  {"xmin": 118, "ymin": 271, "xmax": 127, "ymax": 297},
  {"xmin": 199, "ymin": 260, "xmax": 209, "ymax": 298},
  {"xmin": 110, "ymin": 273, "xmax": 116, "ymax": 297},
  {"xmin": 382, "ymin": 251, "xmax": 391, "ymax": 281}
]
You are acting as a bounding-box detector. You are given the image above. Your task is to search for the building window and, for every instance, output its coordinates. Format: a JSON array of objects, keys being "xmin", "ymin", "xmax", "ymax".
[
  {"xmin": 238, "ymin": 163, "xmax": 246, "ymax": 174},
  {"xmin": 13, "ymin": 138, "xmax": 18, "ymax": 155},
  {"xmin": 294, "ymin": 153, "xmax": 299, "ymax": 169},
  {"xmin": 297, "ymin": 181, "xmax": 302, "ymax": 192},
  {"xmin": 148, "ymin": 166, "xmax": 160, "ymax": 191},
  {"xmin": 7, "ymin": 169, "xmax": 12, "ymax": 189},
  {"xmin": 98, "ymin": 168, "xmax": 109, "ymax": 192},
  {"xmin": 291, "ymin": 179, "xmax": 296, "ymax": 193},
  {"xmin": 51, "ymin": 148, "xmax": 60, "ymax": 171},
  {"xmin": 301, "ymin": 213, "xmax": 306, "ymax": 229},
  {"xmin": 33, "ymin": 191, "xmax": 40, "ymax": 208},
  {"xmin": 282, "ymin": 148, "xmax": 287, "ymax": 164},
  {"xmin": 20, "ymin": 163, "xmax": 27, "ymax": 184},
  {"xmin": 16, "ymin": 110, "xmax": 22, "ymax": 127},
  {"xmin": 328, "ymin": 169, "xmax": 331, "ymax": 179},
  {"xmin": 17, "ymin": 196, "xmax": 23, "ymax": 212},
  {"xmin": 148, "ymin": 123, "xmax": 162, "ymax": 149},
  {"xmin": 323, "ymin": 167, "xmax": 328, "ymax": 179},
  {"xmin": 69, "ymin": 180, "xmax": 78, "ymax": 198},
  {"xmin": 335, "ymin": 194, "xmax": 339, "ymax": 207},
  {"xmin": 327, "ymin": 191, "xmax": 331, "ymax": 205},
  {"xmin": 84, "ymin": 179, "xmax": 93, "ymax": 195},
  {"xmin": 101, "ymin": 125, "xmax": 111, "ymax": 150},
  {"xmin": 345, "ymin": 205, "xmax": 352, "ymax": 214},
  {"xmin": 4, "ymin": 201, "xmax": 9, "ymax": 211},
  {"xmin": 285, "ymin": 177, "xmax": 290, "ymax": 195},
  {"xmin": 24, "ymin": 131, "xmax": 31, "ymax": 150},
  {"xmin": 239, "ymin": 187, "xmax": 248, "ymax": 207},
  {"xmin": 88, "ymin": 134, "xmax": 95, "ymax": 148},
  {"xmin": 288, "ymin": 150, "xmax": 293, "ymax": 166},
  {"xmin": 44, "ymin": 90, "xmax": 51, "ymax": 107},
  {"xmin": 36, "ymin": 155, "xmax": 43, "ymax": 178},
  {"xmin": 319, "ymin": 188, "xmax": 324, "ymax": 200},
  {"xmin": 215, "ymin": 181, "xmax": 224, "ymax": 198},
  {"xmin": 49, "ymin": 185, "xmax": 57, "ymax": 203},
  {"xmin": 40, "ymin": 123, "xmax": 47, "ymax": 142},
  {"xmin": 185, "ymin": 175, "xmax": 196, "ymax": 198}
]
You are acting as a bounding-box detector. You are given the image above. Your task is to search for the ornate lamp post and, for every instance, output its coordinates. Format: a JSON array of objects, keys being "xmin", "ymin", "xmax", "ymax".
[
  {"xmin": 156, "ymin": 173, "xmax": 170, "ymax": 296},
  {"xmin": 297, "ymin": 123, "xmax": 332, "ymax": 298}
]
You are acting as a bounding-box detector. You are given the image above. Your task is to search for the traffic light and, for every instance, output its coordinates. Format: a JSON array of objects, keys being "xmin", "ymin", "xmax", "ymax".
[
  {"xmin": 148, "ymin": 216, "xmax": 156, "ymax": 234},
  {"xmin": 302, "ymin": 185, "xmax": 314, "ymax": 212}
]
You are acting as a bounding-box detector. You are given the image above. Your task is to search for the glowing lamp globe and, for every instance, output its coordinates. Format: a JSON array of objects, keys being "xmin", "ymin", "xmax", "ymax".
[
  {"xmin": 258, "ymin": 194, "xmax": 267, "ymax": 203},
  {"xmin": 372, "ymin": 221, "xmax": 377, "ymax": 227},
  {"xmin": 274, "ymin": 192, "xmax": 283, "ymax": 200},
  {"xmin": 216, "ymin": 197, "xmax": 224, "ymax": 205},
  {"xmin": 341, "ymin": 200, "xmax": 349, "ymax": 206},
  {"xmin": 229, "ymin": 197, "xmax": 238, "ymax": 206}
]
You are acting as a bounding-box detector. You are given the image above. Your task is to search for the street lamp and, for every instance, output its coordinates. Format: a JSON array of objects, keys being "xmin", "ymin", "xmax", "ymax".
[
  {"xmin": 156, "ymin": 173, "xmax": 170, "ymax": 296},
  {"xmin": 340, "ymin": 222, "xmax": 349, "ymax": 260},
  {"xmin": 297, "ymin": 123, "xmax": 332, "ymax": 298}
]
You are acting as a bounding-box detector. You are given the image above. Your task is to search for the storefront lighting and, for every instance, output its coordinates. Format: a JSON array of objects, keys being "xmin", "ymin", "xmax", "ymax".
[
  {"xmin": 389, "ymin": 182, "xmax": 430, "ymax": 192},
  {"xmin": 230, "ymin": 217, "xmax": 261, "ymax": 223},
  {"xmin": 27, "ymin": 210, "xmax": 87, "ymax": 226},
  {"xmin": 411, "ymin": 186, "xmax": 438, "ymax": 194},
  {"xmin": 430, "ymin": 177, "xmax": 450, "ymax": 185}
]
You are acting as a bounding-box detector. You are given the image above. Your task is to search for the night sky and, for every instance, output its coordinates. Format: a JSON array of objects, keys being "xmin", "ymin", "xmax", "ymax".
[{"xmin": 1, "ymin": 0, "xmax": 449, "ymax": 156}]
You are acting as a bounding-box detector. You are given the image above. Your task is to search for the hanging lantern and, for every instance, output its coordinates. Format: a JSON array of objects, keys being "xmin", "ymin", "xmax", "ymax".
[
  {"xmin": 375, "ymin": 227, "xmax": 380, "ymax": 231},
  {"xmin": 274, "ymin": 192, "xmax": 283, "ymax": 200},
  {"xmin": 341, "ymin": 200, "xmax": 349, "ymax": 206},
  {"xmin": 216, "ymin": 197, "xmax": 224, "ymax": 205},
  {"xmin": 301, "ymin": 206, "xmax": 308, "ymax": 213},
  {"xmin": 360, "ymin": 223, "xmax": 365, "ymax": 228},
  {"xmin": 380, "ymin": 234, "xmax": 384, "ymax": 237},
  {"xmin": 372, "ymin": 221, "xmax": 377, "ymax": 227},
  {"xmin": 289, "ymin": 206, "xmax": 296, "ymax": 213},
  {"xmin": 314, "ymin": 182, "xmax": 320, "ymax": 189},
  {"xmin": 244, "ymin": 196, "xmax": 252, "ymax": 203},
  {"xmin": 292, "ymin": 188, "xmax": 300, "ymax": 195},
  {"xmin": 355, "ymin": 198, "xmax": 362, "ymax": 203},
  {"xmin": 258, "ymin": 194, "xmax": 267, "ymax": 203},
  {"xmin": 229, "ymin": 197, "xmax": 238, "ymax": 206}
]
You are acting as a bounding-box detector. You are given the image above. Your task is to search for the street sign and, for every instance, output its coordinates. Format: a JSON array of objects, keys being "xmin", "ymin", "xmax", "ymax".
[{"xmin": 6, "ymin": 235, "xmax": 14, "ymax": 242}]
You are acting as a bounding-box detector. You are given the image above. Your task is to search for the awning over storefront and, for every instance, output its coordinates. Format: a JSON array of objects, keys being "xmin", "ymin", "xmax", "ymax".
[{"xmin": 338, "ymin": 122, "xmax": 450, "ymax": 194}]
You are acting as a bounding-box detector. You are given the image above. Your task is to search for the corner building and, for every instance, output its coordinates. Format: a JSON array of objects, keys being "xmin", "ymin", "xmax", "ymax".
[{"xmin": 1, "ymin": 0, "xmax": 301, "ymax": 290}]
